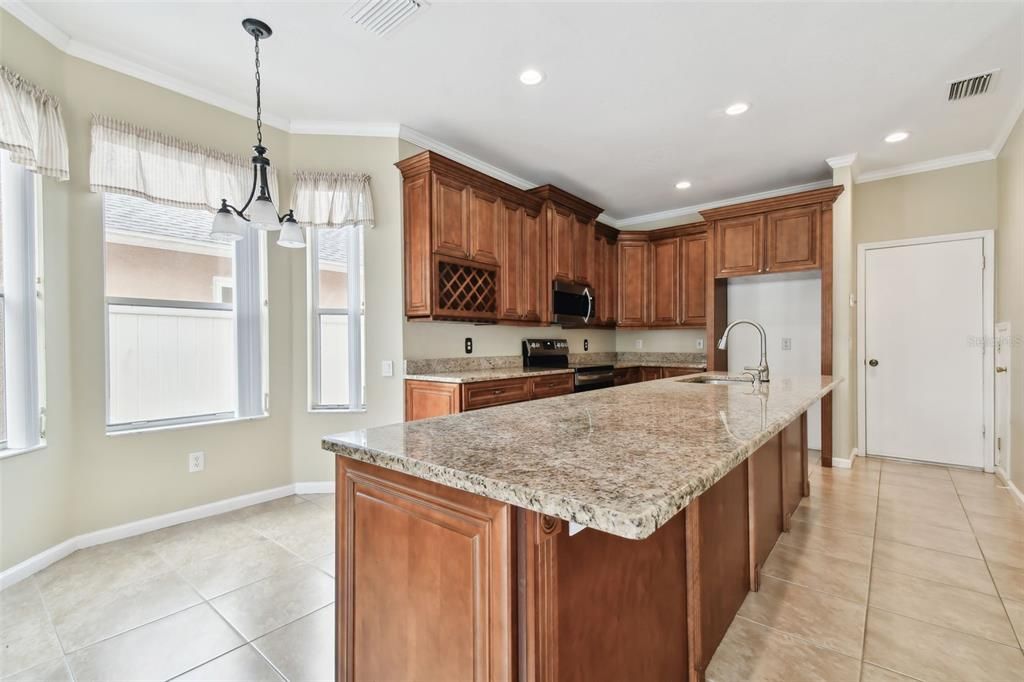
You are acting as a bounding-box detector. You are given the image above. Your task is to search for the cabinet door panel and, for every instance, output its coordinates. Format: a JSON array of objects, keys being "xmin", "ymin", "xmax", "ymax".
[
  {"xmin": 574, "ymin": 218, "xmax": 594, "ymax": 285},
  {"xmin": 715, "ymin": 215, "xmax": 763, "ymax": 278},
  {"xmin": 432, "ymin": 175, "xmax": 470, "ymax": 259},
  {"xmin": 549, "ymin": 207, "xmax": 575, "ymax": 282},
  {"xmin": 523, "ymin": 211, "xmax": 545, "ymax": 322},
  {"xmin": 617, "ymin": 241, "xmax": 648, "ymax": 327},
  {"xmin": 640, "ymin": 367, "xmax": 663, "ymax": 382},
  {"xmin": 498, "ymin": 204, "xmax": 524, "ymax": 320},
  {"xmin": 463, "ymin": 378, "xmax": 532, "ymax": 410},
  {"xmin": 765, "ymin": 205, "xmax": 820, "ymax": 273},
  {"xmin": 468, "ymin": 188, "xmax": 500, "ymax": 265},
  {"xmin": 405, "ymin": 380, "xmax": 462, "ymax": 421},
  {"xmin": 650, "ymin": 237, "xmax": 681, "ymax": 326},
  {"xmin": 681, "ymin": 234, "xmax": 707, "ymax": 327},
  {"xmin": 604, "ymin": 239, "xmax": 618, "ymax": 325}
]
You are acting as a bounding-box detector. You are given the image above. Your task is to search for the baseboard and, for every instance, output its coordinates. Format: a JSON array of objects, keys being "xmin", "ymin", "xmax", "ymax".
[
  {"xmin": 0, "ymin": 482, "xmax": 330, "ymax": 591},
  {"xmin": 830, "ymin": 447, "xmax": 858, "ymax": 469},
  {"xmin": 995, "ymin": 467, "xmax": 1024, "ymax": 508},
  {"xmin": 294, "ymin": 481, "xmax": 335, "ymax": 495}
]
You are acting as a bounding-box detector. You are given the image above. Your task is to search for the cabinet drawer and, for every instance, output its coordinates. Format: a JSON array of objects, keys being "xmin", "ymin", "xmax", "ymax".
[
  {"xmin": 462, "ymin": 378, "xmax": 532, "ymax": 410},
  {"xmin": 661, "ymin": 367, "xmax": 704, "ymax": 378},
  {"xmin": 529, "ymin": 373, "xmax": 574, "ymax": 398}
]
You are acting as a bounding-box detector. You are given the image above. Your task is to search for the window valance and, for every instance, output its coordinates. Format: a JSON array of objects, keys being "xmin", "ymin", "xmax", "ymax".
[
  {"xmin": 89, "ymin": 115, "xmax": 279, "ymax": 213},
  {"xmin": 291, "ymin": 170, "xmax": 375, "ymax": 229},
  {"xmin": 0, "ymin": 66, "xmax": 69, "ymax": 181}
]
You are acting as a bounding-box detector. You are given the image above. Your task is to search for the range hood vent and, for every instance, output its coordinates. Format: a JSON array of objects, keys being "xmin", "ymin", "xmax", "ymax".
[
  {"xmin": 948, "ymin": 71, "xmax": 997, "ymax": 101},
  {"xmin": 348, "ymin": 0, "xmax": 426, "ymax": 36}
]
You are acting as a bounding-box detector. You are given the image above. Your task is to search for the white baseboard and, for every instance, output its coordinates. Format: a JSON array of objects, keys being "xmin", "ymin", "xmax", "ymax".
[
  {"xmin": 830, "ymin": 447, "xmax": 858, "ymax": 469},
  {"xmin": 995, "ymin": 468, "xmax": 1024, "ymax": 508},
  {"xmin": 1, "ymin": 481, "xmax": 333, "ymax": 591}
]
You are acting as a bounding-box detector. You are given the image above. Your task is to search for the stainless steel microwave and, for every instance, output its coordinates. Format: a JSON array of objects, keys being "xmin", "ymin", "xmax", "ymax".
[{"xmin": 552, "ymin": 280, "xmax": 595, "ymax": 327}]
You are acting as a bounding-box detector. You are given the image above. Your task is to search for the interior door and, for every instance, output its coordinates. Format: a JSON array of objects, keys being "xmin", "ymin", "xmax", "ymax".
[
  {"xmin": 995, "ymin": 322, "xmax": 1011, "ymax": 474},
  {"xmin": 863, "ymin": 238, "xmax": 985, "ymax": 467}
]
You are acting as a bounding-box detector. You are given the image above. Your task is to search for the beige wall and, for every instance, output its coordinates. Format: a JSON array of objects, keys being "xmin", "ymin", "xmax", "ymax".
[
  {"xmin": 850, "ymin": 160, "xmax": 999, "ymax": 459},
  {"xmin": 996, "ymin": 110, "xmax": 1024, "ymax": 490}
]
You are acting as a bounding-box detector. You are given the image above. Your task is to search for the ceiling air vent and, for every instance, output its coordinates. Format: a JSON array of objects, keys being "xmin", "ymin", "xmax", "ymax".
[
  {"xmin": 947, "ymin": 70, "xmax": 998, "ymax": 101},
  {"xmin": 348, "ymin": 0, "xmax": 427, "ymax": 36}
]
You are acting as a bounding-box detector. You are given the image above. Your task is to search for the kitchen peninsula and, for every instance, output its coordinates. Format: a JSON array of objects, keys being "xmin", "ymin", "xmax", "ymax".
[{"xmin": 324, "ymin": 373, "xmax": 839, "ymax": 681}]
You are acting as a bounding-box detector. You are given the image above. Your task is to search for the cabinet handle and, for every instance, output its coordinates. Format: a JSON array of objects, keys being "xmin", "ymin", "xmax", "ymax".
[{"xmin": 493, "ymin": 389, "xmax": 503, "ymax": 395}]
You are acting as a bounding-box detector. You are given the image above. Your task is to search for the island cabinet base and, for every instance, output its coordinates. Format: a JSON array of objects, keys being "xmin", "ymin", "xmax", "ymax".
[{"xmin": 334, "ymin": 412, "xmax": 809, "ymax": 682}]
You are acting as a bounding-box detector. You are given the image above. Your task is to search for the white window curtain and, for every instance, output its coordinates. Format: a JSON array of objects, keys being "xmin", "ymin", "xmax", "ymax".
[
  {"xmin": 291, "ymin": 170, "xmax": 374, "ymax": 229},
  {"xmin": 89, "ymin": 115, "xmax": 279, "ymax": 212},
  {"xmin": 0, "ymin": 66, "xmax": 70, "ymax": 181}
]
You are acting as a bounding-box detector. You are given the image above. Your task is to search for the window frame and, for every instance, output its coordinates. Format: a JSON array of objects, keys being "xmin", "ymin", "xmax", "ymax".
[
  {"xmin": 0, "ymin": 151, "xmax": 46, "ymax": 459},
  {"xmin": 101, "ymin": 193, "xmax": 269, "ymax": 434},
  {"xmin": 309, "ymin": 226, "xmax": 365, "ymax": 412}
]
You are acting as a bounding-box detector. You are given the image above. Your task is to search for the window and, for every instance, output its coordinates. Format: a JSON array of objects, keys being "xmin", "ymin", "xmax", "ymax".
[
  {"xmin": 310, "ymin": 226, "xmax": 364, "ymax": 410},
  {"xmin": 103, "ymin": 193, "xmax": 266, "ymax": 431},
  {"xmin": 0, "ymin": 150, "xmax": 44, "ymax": 454}
]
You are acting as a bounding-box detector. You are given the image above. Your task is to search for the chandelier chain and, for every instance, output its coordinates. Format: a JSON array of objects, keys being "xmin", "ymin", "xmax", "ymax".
[{"xmin": 254, "ymin": 35, "xmax": 263, "ymax": 146}]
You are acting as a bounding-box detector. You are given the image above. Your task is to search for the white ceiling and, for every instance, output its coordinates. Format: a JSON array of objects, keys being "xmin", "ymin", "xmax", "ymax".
[{"xmin": 16, "ymin": 1, "xmax": 1024, "ymax": 223}]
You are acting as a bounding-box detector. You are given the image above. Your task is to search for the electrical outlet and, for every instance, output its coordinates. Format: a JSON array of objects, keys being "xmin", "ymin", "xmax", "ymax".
[
  {"xmin": 464, "ymin": 337, "xmax": 473, "ymax": 354},
  {"xmin": 781, "ymin": 337, "xmax": 792, "ymax": 351},
  {"xmin": 381, "ymin": 360, "xmax": 394, "ymax": 377},
  {"xmin": 696, "ymin": 338, "xmax": 705, "ymax": 350},
  {"xmin": 634, "ymin": 339, "xmax": 643, "ymax": 350},
  {"xmin": 188, "ymin": 451, "xmax": 205, "ymax": 473},
  {"xmin": 584, "ymin": 339, "xmax": 589, "ymax": 352}
]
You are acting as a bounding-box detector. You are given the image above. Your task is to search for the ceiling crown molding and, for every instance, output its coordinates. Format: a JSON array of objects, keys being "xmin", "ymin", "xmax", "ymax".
[
  {"xmin": 290, "ymin": 120, "xmax": 402, "ymax": 137},
  {"xmin": 826, "ymin": 153, "xmax": 858, "ymax": 169},
  {"xmin": 615, "ymin": 178, "xmax": 833, "ymax": 229},
  {"xmin": 396, "ymin": 125, "xmax": 539, "ymax": 191},
  {"xmin": 854, "ymin": 149, "xmax": 996, "ymax": 184}
]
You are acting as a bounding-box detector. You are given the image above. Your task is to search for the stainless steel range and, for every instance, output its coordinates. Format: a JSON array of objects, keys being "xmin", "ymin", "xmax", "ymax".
[{"xmin": 522, "ymin": 338, "xmax": 615, "ymax": 392}]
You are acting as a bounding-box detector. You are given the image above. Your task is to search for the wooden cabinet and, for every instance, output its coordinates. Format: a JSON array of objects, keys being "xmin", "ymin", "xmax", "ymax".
[
  {"xmin": 530, "ymin": 185, "xmax": 604, "ymax": 293},
  {"xmin": 640, "ymin": 367, "xmax": 663, "ymax": 382},
  {"xmin": 681, "ymin": 234, "xmax": 707, "ymax": 327},
  {"xmin": 463, "ymin": 377, "xmax": 533, "ymax": 411},
  {"xmin": 405, "ymin": 372, "xmax": 574, "ymax": 421},
  {"xmin": 711, "ymin": 204, "xmax": 822, "ymax": 278},
  {"xmin": 529, "ymin": 373, "xmax": 574, "ymax": 399},
  {"xmin": 714, "ymin": 215, "xmax": 763, "ymax": 278},
  {"xmin": 765, "ymin": 205, "xmax": 820, "ymax": 273},
  {"xmin": 498, "ymin": 203, "xmax": 546, "ymax": 323},
  {"xmin": 617, "ymin": 239, "xmax": 649, "ymax": 327},
  {"xmin": 548, "ymin": 206, "xmax": 575, "ymax": 282},
  {"xmin": 432, "ymin": 174, "xmax": 470, "ymax": 259},
  {"xmin": 522, "ymin": 211, "xmax": 546, "ymax": 322},
  {"xmin": 405, "ymin": 380, "xmax": 462, "ymax": 421},
  {"xmin": 650, "ymin": 237, "xmax": 681, "ymax": 326},
  {"xmin": 661, "ymin": 367, "xmax": 703, "ymax": 378},
  {"xmin": 613, "ymin": 367, "xmax": 640, "ymax": 386},
  {"xmin": 573, "ymin": 218, "xmax": 594, "ymax": 285},
  {"xmin": 468, "ymin": 187, "xmax": 500, "ymax": 265}
]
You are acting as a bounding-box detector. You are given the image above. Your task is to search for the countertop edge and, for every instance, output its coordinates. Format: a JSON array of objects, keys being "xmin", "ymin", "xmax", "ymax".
[{"xmin": 323, "ymin": 378, "xmax": 842, "ymax": 540}]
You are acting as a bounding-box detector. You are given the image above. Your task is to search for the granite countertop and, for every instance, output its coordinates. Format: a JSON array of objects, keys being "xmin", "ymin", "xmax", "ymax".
[
  {"xmin": 324, "ymin": 372, "xmax": 840, "ymax": 540},
  {"xmin": 404, "ymin": 367, "xmax": 574, "ymax": 384},
  {"xmin": 613, "ymin": 361, "xmax": 707, "ymax": 369}
]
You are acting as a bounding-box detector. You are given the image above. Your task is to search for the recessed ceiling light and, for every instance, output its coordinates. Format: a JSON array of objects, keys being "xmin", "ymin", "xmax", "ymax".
[
  {"xmin": 885, "ymin": 130, "xmax": 910, "ymax": 143},
  {"xmin": 725, "ymin": 102, "xmax": 750, "ymax": 116},
  {"xmin": 519, "ymin": 69, "xmax": 544, "ymax": 86},
  {"xmin": 675, "ymin": 180, "xmax": 692, "ymax": 190}
]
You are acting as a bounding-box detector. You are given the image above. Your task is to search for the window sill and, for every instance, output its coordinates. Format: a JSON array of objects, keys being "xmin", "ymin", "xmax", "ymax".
[
  {"xmin": 106, "ymin": 413, "xmax": 270, "ymax": 437},
  {"xmin": 0, "ymin": 441, "xmax": 48, "ymax": 461},
  {"xmin": 308, "ymin": 407, "xmax": 368, "ymax": 415}
]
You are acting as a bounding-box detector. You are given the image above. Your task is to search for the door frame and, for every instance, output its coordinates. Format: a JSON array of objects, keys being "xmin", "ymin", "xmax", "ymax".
[
  {"xmin": 995, "ymin": 321, "xmax": 1012, "ymax": 479},
  {"xmin": 856, "ymin": 230, "xmax": 994, "ymax": 471}
]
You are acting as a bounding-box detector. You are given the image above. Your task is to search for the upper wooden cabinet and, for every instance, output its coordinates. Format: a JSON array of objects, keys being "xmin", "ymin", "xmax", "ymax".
[
  {"xmin": 703, "ymin": 187, "xmax": 843, "ymax": 279},
  {"xmin": 617, "ymin": 238, "xmax": 649, "ymax": 327},
  {"xmin": 529, "ymin": 184, "xmax": 603, "ymax": 289},
  {"xmin": 547, "ymin": 206, "xmax": 575, "ymax": 282},
  {"xmin": 468, "ymin": 187, "xmax": 501, "ymax": 265},
  {"xmin": 498, "ymin": 201, "xmax": 546, "ymax": 323},
  {"xmin": 681, "ymin": 233, "xmax": 707, "ymax": 327},
  {"xmin": 593, "ymin": 225, "xmax": 618, "ymax": 327},
  {"xmin": 432, "ymin": 174, "xmax": 470, "ymax": 259},
  {"xmin": 650, "ymin": 237, "xmax": 682, "ymax": 326},
  {"xmin": 573, "ymin": 218, "xmax": 595, "ymax": 285}
]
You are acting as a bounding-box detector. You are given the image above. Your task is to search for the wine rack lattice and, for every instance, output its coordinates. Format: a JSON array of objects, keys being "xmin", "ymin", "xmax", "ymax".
[{"xmin": 437, "ymin": 260, "xmax": 497, "ymax": 316}]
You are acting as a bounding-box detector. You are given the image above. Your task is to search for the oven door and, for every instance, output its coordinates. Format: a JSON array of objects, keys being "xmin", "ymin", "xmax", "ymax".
[
  {"xmin": 552, "ymin": 281, "xmax": 595, "ymax": 327},
  {"xmin": 574, "ymin": 369, "xmax": 615, "ymax": 392}
]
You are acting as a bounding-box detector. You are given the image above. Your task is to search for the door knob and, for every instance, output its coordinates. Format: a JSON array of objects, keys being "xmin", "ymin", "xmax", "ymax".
[
  {"xmin": 868, "ymin": 359, "xmax": 879, "ymax": 367},
  {"xmin": 996, "ymin": 366, "xmax": 1007, "ymax": 373}
]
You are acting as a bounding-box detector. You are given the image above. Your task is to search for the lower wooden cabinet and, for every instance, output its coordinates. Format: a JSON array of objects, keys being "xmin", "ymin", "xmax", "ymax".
[
  {"xmin": 614, "ymin": 366, "xmax": 703, "ymax": 385},
  {"xmin": 640, "ymin": 367, "xmax": 664, "ymax": 382},
  {"xmin": 613, "ymin": 367, "xmax": 641, "ymax": 386},
  {"xmin": 405, "ymin": 373, "xmax": 574, "ymax": 421},
  {"xmin": 661, "ymin": 367, "xmax": 704, "ymax": 378}
]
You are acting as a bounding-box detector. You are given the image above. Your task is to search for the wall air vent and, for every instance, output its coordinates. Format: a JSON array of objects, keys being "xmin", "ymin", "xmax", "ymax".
[
  {"xmin": 947, "ymin": 70, "xmax": 998, "ymax": 101},
  {"xmin": 347, "ymin": 0, "xmax": 427, "ymax": 36}
]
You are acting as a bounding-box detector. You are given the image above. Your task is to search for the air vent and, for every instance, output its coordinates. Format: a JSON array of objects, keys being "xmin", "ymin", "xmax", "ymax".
[
  {"xmin": 348, "ymin": 0, "xmax": 426, "ymax": 36},
  {"xmin": 948, "ymin": 70, "xmax": 997, "ymax": 101}
]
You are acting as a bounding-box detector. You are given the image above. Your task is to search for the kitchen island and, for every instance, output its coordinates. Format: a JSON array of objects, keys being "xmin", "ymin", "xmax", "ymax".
[{"xmin": 323, "ymin": 373, "xmax": 839, "ymax": 682}]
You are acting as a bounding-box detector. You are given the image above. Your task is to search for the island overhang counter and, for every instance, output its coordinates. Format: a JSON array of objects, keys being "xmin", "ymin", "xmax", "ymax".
[{"xmin": 323, "ymin": 373, "xmax": 840, "ymax": 682}]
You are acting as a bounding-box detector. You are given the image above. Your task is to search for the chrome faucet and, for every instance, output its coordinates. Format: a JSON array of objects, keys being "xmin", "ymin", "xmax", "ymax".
[{"xmin": 717, "ymin": 320, "xmax": 770, "ymax": 384}]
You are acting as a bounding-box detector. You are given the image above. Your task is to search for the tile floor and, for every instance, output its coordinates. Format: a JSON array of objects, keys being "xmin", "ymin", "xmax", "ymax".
[
  {"xmin": 2, "ymin": 457, "xmax": 1023, "ymax": 681},
  {"xmin": 707, "ymin": 456, "xmax": 1024, "ymax": 682}
]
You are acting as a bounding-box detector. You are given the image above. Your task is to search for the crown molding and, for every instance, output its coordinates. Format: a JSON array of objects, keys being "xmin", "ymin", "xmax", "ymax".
[
  {"xmin": 290, "ymin": 120, "xmax": 401, "ymax": 137},
  {"xmin": 826, "ymin": 153, "xmax": 858, "ymax": 169},
  {"xmin": 396, "ymin": 125, "xmax": 538, "ymax": 191},
  {"xmin": 991, "ymin": 90, "xmax": 1024, "ymax": 158},
  {"xmin": 615, "ymin": 179, "xmax": 833, "ymax": 229},
  {"xmin": 854, "ymin": 149, "xmax": 996, "ymax": 184}
]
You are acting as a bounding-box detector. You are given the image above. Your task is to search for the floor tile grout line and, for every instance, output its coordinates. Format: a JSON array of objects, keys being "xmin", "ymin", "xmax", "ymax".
[
  {"xmin": 866, "ymin": 560, "xmax": 1000, "ymax": 599},
  {"xmin": 864, "ymin": 601, "xmax": 1023, "ymax": 651},
  {"xmin": 754, "ymin": 571, "xmax": 870, "ymax": 607},
  {"xmin": 730, "ymin": 614, "xmax": 863, "ymax": 663}
]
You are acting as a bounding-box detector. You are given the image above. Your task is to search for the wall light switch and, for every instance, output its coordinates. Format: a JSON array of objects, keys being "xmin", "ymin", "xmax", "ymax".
[
  {"xmin": 696, "ymin": 338, "xmax": 705, "ymax": 350},
  {"xmin": 635, "ymin": 339, "xmax": 643, "ymax": 350},
  {"xmin": 382, "ymin": 360, "xmax": 394, "ymax": 377},
  {"xmin": 188, "ymin": 451, "xmax": 205, "ymax": 473},
  {"xmin": 781, "ymin": 337, "xmax": 792, "ymax": 351}
]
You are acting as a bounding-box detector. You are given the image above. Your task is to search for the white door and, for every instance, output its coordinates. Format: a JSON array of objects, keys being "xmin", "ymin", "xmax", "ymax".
[
  {"xmin": 995, "ymin": 322, "xmax": 1011, "ymax": 475},
  {"xmin": 863, "ymin": 238, "xmax": 985, "ymax": 467}
]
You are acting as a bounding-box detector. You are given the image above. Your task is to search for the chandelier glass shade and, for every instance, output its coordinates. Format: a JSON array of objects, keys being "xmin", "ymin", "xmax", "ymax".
[{"xmin": 211, "ymin": 19, "xmax": 304, "ymax": 249}]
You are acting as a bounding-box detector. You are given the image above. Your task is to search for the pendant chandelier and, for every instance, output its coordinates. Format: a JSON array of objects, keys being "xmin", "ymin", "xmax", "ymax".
[{"xmin": 211, "ymin": 18, "xmax": 304, "ymax": 249}]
